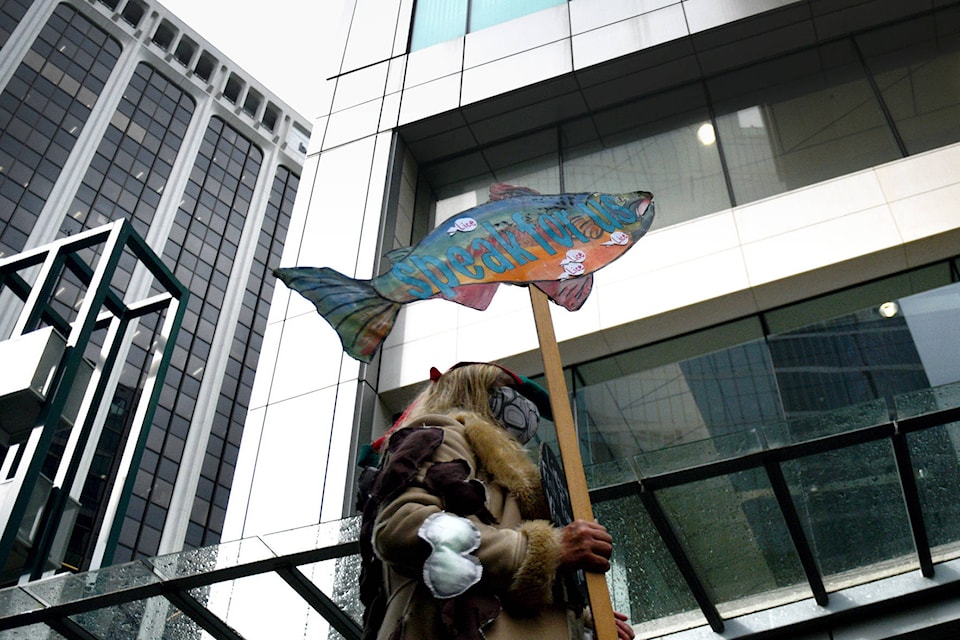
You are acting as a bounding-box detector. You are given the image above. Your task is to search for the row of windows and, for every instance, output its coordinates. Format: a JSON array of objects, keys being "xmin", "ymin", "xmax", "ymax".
[
  {"xmin": 0, "ymin": 4, "xmax": 119, "ymax": 258},
  {"xmin": 185, "ymin": 165, "xmax": 298, "ymax": 549},
  {"xmin": 118, "ymin": 118, "xmax": 264, "ymax": 560},
  {"xmin": 0, "ymin": 0, "xmax": 33, "ymax": 51},
  {"xmin": 62, "ymin": 63, "xmax": 195, "ymax": 243},
  {"xmin": 418, "ymin": 7, "xmax": 960, "ymax": 235}
]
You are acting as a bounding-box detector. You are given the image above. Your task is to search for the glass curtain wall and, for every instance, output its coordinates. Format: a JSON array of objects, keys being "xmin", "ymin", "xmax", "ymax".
[
  {"xmin": 419, "ymin": 11, "xmax": 960, "ymax": 229},
  {"xmin": 536, "ymin": 260, "xmax": 960, "ymax": 632}
]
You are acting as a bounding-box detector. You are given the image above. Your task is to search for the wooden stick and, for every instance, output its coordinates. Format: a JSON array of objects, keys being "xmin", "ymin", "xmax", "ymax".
[{"xmin": 528, "ymin": 286, "xmax": 617, "ymax": 640}]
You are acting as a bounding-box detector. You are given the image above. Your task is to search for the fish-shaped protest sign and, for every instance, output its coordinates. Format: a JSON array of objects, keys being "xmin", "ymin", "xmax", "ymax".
[{"xmin": 275, "ymin": 183, "xmax": 654, "ymax": 362}]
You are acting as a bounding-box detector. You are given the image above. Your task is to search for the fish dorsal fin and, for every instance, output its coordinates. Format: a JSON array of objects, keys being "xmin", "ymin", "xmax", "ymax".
[
  {"xmin": 533, "ymin": 274, "xmax": 594, "ymax": 312},
  {"xmin": 385, "ymin": 247, "xmax": 413, "ymax": 264},
  {"xmin": 489, "ymin": 183, "xmax": 541, "ymax": 201}
]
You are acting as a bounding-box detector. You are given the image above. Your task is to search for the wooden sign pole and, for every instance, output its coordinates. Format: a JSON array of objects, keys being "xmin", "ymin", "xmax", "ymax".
[{"xmin": 529, "ymin": 286, "xmax": 617, "ymax": 640}]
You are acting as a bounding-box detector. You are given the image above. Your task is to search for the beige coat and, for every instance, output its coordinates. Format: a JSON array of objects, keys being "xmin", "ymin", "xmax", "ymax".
[{"xmin": 371, "ymin": 413, "xmax": 582, "ymax": 640}]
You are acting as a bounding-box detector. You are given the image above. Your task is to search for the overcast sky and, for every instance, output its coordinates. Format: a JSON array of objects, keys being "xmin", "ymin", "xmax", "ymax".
[{"xmin": 156, "ymin": 0, "xmax": 344, "ymax": 118}]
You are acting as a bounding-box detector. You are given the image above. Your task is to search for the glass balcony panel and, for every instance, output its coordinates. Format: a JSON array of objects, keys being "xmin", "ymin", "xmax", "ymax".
[
  {"xmin": 904, "ymin": 424, "xmax": 960, "ymax": 562},
  {"xmin": 572, "ymin": 338, "xmax": 780, "ymax": 467},
  {"xmin": 896, "ymin": 382, "xmax": 960, "ymax": 420},
  {"xmin": 260, "ymin": 517, "xmax": 360, "ymax": 557},
  {"xmin": 69, "ymin": 596, "xmax": 196, "ymax": 639},
  {"xmin": 23, "ymin": 561, "xmax": 159, "ymax": 606},
  {"xmin": 585, "ymin": 456, "xmax": 638, "ymax": 492},
  {"xmin": 0, "ymin": 587, "xmax": 42, "ymax": 618},
  {"xmin": 0, "ymin": 623, "xmax": 66, "ymax": 639},
  {"xmin": 633, "ymin": 429, "xmax": 764, "ymax": 478},
  {"xmin": 655, "ymin": 468, "xmax": 810, "ymax": 616},
  {"xmin": 593, "ymin": 493, "xmax": 702, "ymax": 635},
  {"xmin": 763, "ymin": 400, "xmax": 889, "ymax": 448},
  {"xmin": 149, "ymin": 537, "xmax": 275, "ymax": 580},
  {"xmin": 780, "ymin": 439, "xmax": 916, "ymax": 591},
  {"xmin": 303, "ymin": 555, "xmax": 364, "ymax": 629},
  {"xmin": 196, "ymin": 572, "xmax": 326, "ymax": 639}
]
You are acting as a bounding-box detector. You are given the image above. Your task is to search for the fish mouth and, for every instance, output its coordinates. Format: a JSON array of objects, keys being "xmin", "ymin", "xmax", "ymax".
[{"xmin": 626, "ymin": 191, "xmax": 655, "ymax": 217}]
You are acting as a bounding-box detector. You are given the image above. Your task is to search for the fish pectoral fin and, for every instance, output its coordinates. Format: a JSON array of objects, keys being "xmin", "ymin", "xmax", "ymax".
[
  {"xmin": 488, "ymin": 183, "xmax": 541, "ymax": 201},
  {"xmin": 440, "ymin": 282, "xmax": 499, "ymax": 311},
  {"xmin": 533, "ymin": 274, "xmax": 594, "ymax": 311}
]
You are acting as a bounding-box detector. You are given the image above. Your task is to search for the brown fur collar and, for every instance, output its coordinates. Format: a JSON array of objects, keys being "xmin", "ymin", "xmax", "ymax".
[{"xmin": 459, "ymin": 414, "xmax": 551, "ymax": 520}]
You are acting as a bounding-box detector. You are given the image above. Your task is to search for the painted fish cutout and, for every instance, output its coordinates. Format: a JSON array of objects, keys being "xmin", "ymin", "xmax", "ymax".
[{"xmin": 276, "ymin": 184, "xmax": 654, "ymax": 362}]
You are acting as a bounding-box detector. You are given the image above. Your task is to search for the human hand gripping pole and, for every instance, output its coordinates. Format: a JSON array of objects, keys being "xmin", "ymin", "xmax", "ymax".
[{"xmin": 529, "ymin": 287, "xmax": 623, "ymax": 640}]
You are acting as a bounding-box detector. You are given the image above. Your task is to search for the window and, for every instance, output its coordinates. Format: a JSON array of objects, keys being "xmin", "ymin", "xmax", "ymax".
[
  {"xmin": 120, "ymin": 0, "xmax": 145, "ymax": 28},
  {"xmin": 410, "ymin": 0, "xmax": 566, "ymax": 51}
]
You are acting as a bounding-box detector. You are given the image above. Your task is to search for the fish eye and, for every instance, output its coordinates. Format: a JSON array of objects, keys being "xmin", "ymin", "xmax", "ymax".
[{"xmin": 615, "ymin": 196, "xmax": 627, "ymax": 205}]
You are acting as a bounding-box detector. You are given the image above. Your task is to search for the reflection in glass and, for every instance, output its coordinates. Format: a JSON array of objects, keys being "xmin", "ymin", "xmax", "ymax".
[
  {"xmin": 858, "ymin": 13, "xmax": 960, "ymax": 155},
  {"xmin": 562, "ymin": 86, "xmax": 730, "ymax": 227},
  {"xmin": 593, "ymin": 494, "xmax": 701, "ymax": 634},
  {"xmin": 574, "ymin": 340, "xmax": 780, "ymax": 466},
  {"xmin": 656, "ymin": 468, "xmax": 808, "ymax": 615},
  {"xmin": 712, "ymin": 44, "xmax": 900, "ymax": 205},
  {"xmin": 781, "ymin": 440, "xmax": 915, "ymax": 590},
  {"xmin": 70, "ymin": 596, "xmax": 193, "ymax": 640}
]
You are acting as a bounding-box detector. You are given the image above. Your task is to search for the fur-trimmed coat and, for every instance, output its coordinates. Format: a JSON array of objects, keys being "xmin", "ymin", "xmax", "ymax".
[{"xmin": 369, "ymin": 413, "xmax": 582, "ymax": 640}]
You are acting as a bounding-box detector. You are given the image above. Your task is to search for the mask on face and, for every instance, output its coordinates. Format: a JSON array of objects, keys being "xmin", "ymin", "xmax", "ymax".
[{"xmin": 489, "ymin": 386, "xmax": 540, "ymax": 444}]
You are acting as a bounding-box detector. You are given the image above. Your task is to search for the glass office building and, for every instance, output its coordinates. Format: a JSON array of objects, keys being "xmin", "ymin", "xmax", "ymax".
[
  {"xmin": 0, "ymin": 0, "xmax": 308, "ymax": 578},
  {"xmin": 227, "ymin": 0, "xmax": 960, "ymax": 638}
]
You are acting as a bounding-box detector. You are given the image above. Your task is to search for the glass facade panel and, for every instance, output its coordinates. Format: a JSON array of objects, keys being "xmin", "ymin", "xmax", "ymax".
[
  {"xmin": 711, "ymin": 43, "xmax": 900, "ymax": 205},
  {"xmin": 188, "ymin": 166, "xmax": 297, "ymax": 549},
  {"xmin": 410, "ymin": 0, "xmax": 566, "ymax": 51},
  {"xmin": 859, "ymin": 11, "xmax": 960, "ymax": 155},
  {"xmin": 416, "ymin": 7, "xmax": 959, "ymax": 234},
  {"xmin": 563, "ymin": 87, "xmax": 730, "ymax": 227},
  {"xmin": 409, "ymin": 0, "xmax": 466, "ymax": 52},
  {"xmin": 470, "ymin": 0, "xmax": 564, "ymax": 32}
]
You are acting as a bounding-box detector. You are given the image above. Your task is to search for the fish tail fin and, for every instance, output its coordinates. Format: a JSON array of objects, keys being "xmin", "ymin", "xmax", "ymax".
[
  {"xmin": 274, "ymin": 266, "xmax": 401, "ymax": 363},
  {"xmin": 533, "ymin": 274, "xmax": 594, "ymax": 311}
]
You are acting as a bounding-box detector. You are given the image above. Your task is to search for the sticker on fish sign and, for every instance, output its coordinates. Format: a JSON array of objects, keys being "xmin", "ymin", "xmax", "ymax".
[
  {"xmin": 602, "ymin": 231, "xmax": 630, "ymax": 246},
  {"xmin": 558, "ymin": 249, "xmax": 586, "ymax": 280},
  {"xmin": 446, "ymin": 217, "xmax": 477, "ymax": 236}
]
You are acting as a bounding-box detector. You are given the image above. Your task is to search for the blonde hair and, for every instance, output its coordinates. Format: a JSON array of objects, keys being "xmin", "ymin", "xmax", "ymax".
[{"xmin": 402, "ymin": 363, "xmax": 503, "ymax": 426}]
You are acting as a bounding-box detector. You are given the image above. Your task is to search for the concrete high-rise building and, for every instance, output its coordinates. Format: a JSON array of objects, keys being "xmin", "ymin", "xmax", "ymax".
[
  {"xmin": 3, "ymin": 1, "xmax": 960, "ymax": 639},
  {"xmin": 0, "ymin": 0, "xmax": 309, "ymax": 579}
]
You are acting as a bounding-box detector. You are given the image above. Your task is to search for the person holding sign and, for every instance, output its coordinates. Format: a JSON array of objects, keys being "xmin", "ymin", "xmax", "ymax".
[{"xmin": 357, "ymin": 362, "xmax": 634, "ymax": 640}]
